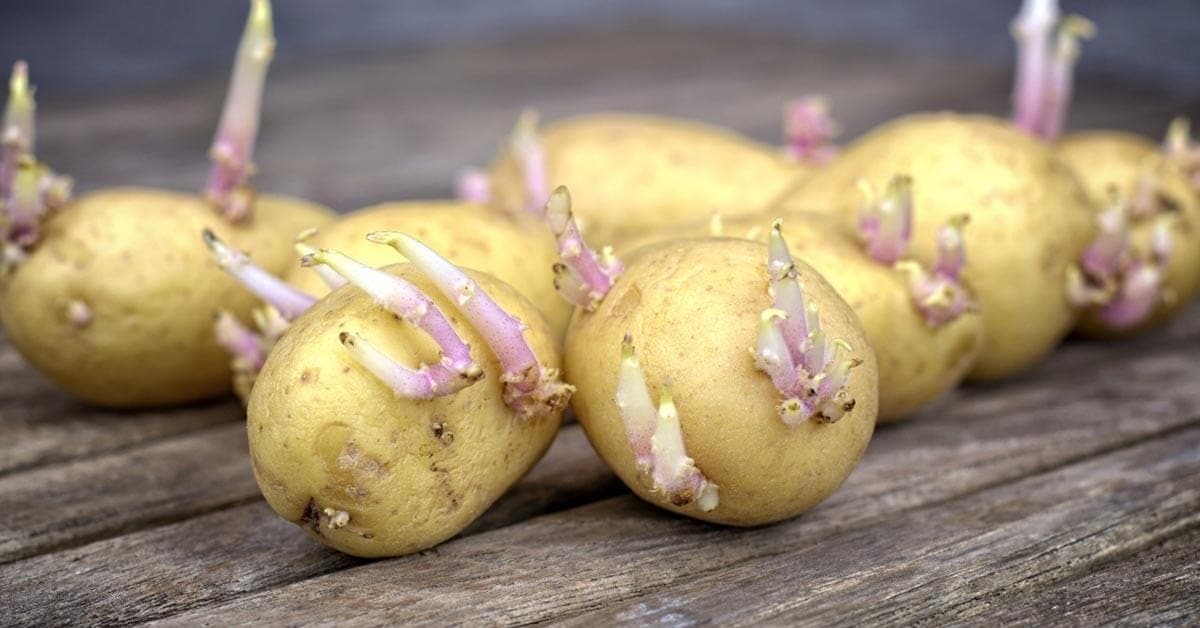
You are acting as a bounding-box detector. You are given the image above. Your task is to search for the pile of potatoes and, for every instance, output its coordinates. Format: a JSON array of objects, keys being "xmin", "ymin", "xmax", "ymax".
[{"xmin": 2, "ymin": 0, "xmax": 1198, "ymax": 558}]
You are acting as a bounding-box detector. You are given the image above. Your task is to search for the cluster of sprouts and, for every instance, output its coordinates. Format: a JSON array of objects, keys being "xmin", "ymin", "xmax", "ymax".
[
  {"xmin": 0, "ymin": 62, "xmax": 73, "ymax": 272},
  {"xmin": 207, "ymin": 229, "xmax": 571, "ymax": 418},
  {"xmin": 783, "ymin": 96, "xmax": 840, "ymax": 166},
  {"xmin": 1010, "ymin": 0, "xmax": 1095, "ymax": 140},
  {"xmin": 616, "ymin": 335, "xmax": 719, "ymax": 511},
  {"xmin": 1067, "ymin": 194, "xmax": 1174, "ymax": 329},
  {"xmin": 544, "ymin": 186, "xmax": 623, "ymax": 310},
  {"xmin": 857, "ymin": 176, "xmax": 973, "ymax": 326},
  {"xmin": 753, "ymin": 221, "xmax": 862, "ymax": 425}
]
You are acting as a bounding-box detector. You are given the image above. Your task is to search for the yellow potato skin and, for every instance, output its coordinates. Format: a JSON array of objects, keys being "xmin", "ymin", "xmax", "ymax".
[
  {"xmin": 0, "ymin": 187, "xmax": 331, "ymax": 408},
  {"xmin": 488, "ymin": 113, "xmax": 808, "ymax": 248},
  {"xmin": 283, "ymin": 201, "xmax": 570, "ymax": 340},
  {"xmin": 787, "ymin": 113, "xmax": 1093, "ymax": 381},
  {"xmin": 566, "ymin": 238, "xmax": 877, "ymax": 526},
  {"xmin": 248, "ymin": 193, "xmax": 337, "ymax": 272},
  {"xmin": 0, "ymin": 189, "xmax": 242, "ymax": 408},
  {"xmin": 1056, "ymin": 131, "xmax": 1200, "ymax": 337},
  {"xmin": 622, "ymin": 212, "xmax": 982, "ymax": 423},
  {"xmin": 248, "ymin": 264, "xmax": 563, "ymax": 557}
]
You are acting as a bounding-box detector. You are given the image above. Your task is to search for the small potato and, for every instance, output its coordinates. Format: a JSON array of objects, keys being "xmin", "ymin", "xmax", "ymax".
[
  {"xmin": 622, "ymin": 210, "xmax": 983, "ymax": 423},
  {"xmin": 566, "ymin": 236, "xmax": 877, "ymax": 526},
  {"xmin": 0, "ymin": 187, "xmax": 329, "ymax": 408},
  {"xmin": 284, "ymin": 201, "xmax": 569, "ymax": 339},
  {"xmin": 249, "ymin": 263, "xmax": 564, "ymax": 557},
  {"xmin": 788, "ymin": 113, "xmax": 1094, "ymax": 381},
  {"xmin": 487, "ymin": 112, "xmax": 807, "ymax": 248},
  {"xmin": 1056, "ymin": 131, "xmax": 1200, "ymax": 336}
]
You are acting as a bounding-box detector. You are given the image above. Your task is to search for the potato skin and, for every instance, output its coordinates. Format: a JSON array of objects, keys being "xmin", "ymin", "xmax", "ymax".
[
  {"xmin": 788, "ymin": 113, "xmax": 1093, "ymax": 381},
  {"xmin": 623, "ymin": 212, "xmax": 981, "ymax": 423},
  {"xmin": 283, "ymin": 200, "xmax": 570, "ymax": 339},
  {"xmin": 248, "ymin": 264, "xmax": 563, "ymax": 557},
  {"xmin": 566, "ymin": 238, "xmax": 877, "ymax": 526},
  {"xmin": 0, "ymin": 187, "xmax": 329, "ymax": 408},
  {"xmin": 488, "ymin": 113, "xmax": 807, "ymax": 248},
  {"xmin": 248, "ymin": 193, "xmax": 337, "ymax": 272},
  {"xmin": 1056, "ymin": 131, "xmax": 1200, "ymax": 336}
]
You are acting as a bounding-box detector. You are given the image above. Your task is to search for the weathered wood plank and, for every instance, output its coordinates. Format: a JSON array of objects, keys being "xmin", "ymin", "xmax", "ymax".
[
  {"xmin": 147, "ymin": 304, "xmax": 1200, "ymax": 625},
  {"xmin": 0, "ymin": 425, "xmax": 620, "ymax": 626},
  {"xmin": 0, "ymin": 423, "xmax": 257, "ymax": 564},
  {"xmin": 151, "ymin": 427, "xmax": 1200, "ymax": 626},
  {"xmin": 0, "ymin": 336, "xmax": 239, "ymax": 477},
  {"xmin": 560, "ymin": 426, "xmax": 1200, "ymax": 626},
  {"xmin": 967, "ymin": 525, "xmax": 1200, "ymax": 626}
]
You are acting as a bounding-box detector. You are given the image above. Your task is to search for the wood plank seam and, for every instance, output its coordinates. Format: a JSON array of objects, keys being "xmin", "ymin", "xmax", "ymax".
[
  {"xmin": 150, "ymin": 416, "xmax": 1200, "ymax": 625},
  {"xmin": 0, "ymin": 493, "xmax": 264, "ymax": 568},
  {"xmin": 0, "ymin": 406, "xmax": 241, "ymax": 482},
  {"xmin": 553, "ymin": 428, "xmax": 1200, "ymax": 626},
  {"xmin": 544, "ymin": 415, "xmax": 1200, "ymax": 624}
]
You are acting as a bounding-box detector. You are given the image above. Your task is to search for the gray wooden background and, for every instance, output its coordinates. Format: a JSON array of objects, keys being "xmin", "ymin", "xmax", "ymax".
[{"xmin": 4, "ymin": 1, "xmax": 1199, "ymax": 93}]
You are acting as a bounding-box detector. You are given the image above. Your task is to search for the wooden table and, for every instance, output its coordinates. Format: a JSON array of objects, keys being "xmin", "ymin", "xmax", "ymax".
[{"xmin": 3, "ymin": 29, "xmax": 1199, "ymax": 626}]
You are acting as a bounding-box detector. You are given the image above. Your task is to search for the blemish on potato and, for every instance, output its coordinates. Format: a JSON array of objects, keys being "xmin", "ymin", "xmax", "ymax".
[
  {"xmin": 300, "ymin": 368, "xmax": 318, "ymax": 383},
  {"xmin": 611, "ymin": 285, "xmax": 642, "ymax": 320},
  {"xmin": 338, "ymin": 441, "xmax": 387, "ymax": 478},
  {"xmin": 431, "ymin": 421, "xmax": 454, "ymax": 446},
  {"xmin": 65, "ymin": 299, "xmax": 92, "ymax": 329},
  {"xmin": 299, "ymin": 499, "xmax": 324, "ymax": 537},
  {"xmin": 429, "ymin": 461, "xmax": 460, "ymax": 510}
]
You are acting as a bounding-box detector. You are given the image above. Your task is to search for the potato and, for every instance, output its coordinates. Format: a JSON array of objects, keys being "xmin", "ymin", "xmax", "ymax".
[
  {"xmin": 565, "ymin": 236, "xmax": 877, "ymax": 526},
  {"xmin": 0, "ymin": 2, "xmax": 334, "ymax": 408},
  {"xmin": 284, "ymin": 201, "xmax": 569, "ymax": 339},
  {"xmin": 248, "ymin": 262, "xmax": 564, "ymax": 557},
  {"xmin": 0, "ymin": 187, "xmax": 329, "ymax": 407},
  {"xmin": 487, "ymin": 112, "xmax": 807, "ymax": 248},
  {"xmin": 787, "ymin": 113, "xmax": 1093, "ymax": 381},
  {"xmin": 1056, "ymin": 131, "xmax": 1200, "ymax": 336},
  {"xmin": 621, "ymin": 210, "xmax": 982, "ymax": 423}
]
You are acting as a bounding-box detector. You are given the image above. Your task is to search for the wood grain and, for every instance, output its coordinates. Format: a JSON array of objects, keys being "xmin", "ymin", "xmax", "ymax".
[
  {"xmin": 0, "ymin": 426, "xmax": 620, "ymax": 626},
  {"xmin": 0, "ymin": 423, "xmax": 257, "ymax": 564},
  {"xmin": 561, "ymin": 426, "xmax": 1200, "ymax": 626},
  {"xmin": 147, "ymin": 304, "xmax": 1200, "ymax": 625},
  {"xmin": 0, "ymin": 336, "xmax": 240, "ymax": 477},
  {"xmin": 967, "ymin": 525, "xmax": 1200, "ymax": 626},
  {"xmin": 152, "ymin": 425, "xmax": 1200, "ymax": 626}
]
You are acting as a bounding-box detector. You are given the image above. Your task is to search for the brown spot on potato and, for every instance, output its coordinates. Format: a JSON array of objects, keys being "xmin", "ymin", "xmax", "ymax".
[
  {"xmin": 431, "ymin": 420, "xmax": 454, "ymax": 446},
  {"xmin": 300, "ymin": 368, "xmax": 318, "ymax": 383},
  {"xmin": 299, "ymin": 499, "xmax": 324, "ymax": 537},
  {"xmin": 338, "ymin": 441, "xmax": 387, "ymax": 478},
  {"xmin": 430, "ymin": 461, "xmax": 460, "ymax": 510},
  {"xmin": 669, "ymin": 489, "xmax": 695, "ymax": 507}
]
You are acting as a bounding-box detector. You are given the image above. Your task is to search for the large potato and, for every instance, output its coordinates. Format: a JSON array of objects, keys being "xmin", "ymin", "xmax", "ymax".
[
  {"xmin": 248, "ymin": 264, "xmax": 563, "ymax": 557},
  {"xmin": 0, "ymin": 187, "xmax": 332, "ymax": 408},
  {"xmin": 788, "ymin": 113, "xmax": 1093, "ymax": 381},
  {"xmin": 487, "ymin": 113, "xmax": 807, "ymax": 248},
  {"xmin": 622, "ymin": 211, "xmax": 982, "ymax": 422},
  {"xmin": 1056, "ymin": 131, "xmax": 1200, "ymax": 336},
  {"xmin": 284, "ymin": 201, "xmax": 569, "ymax": 339},
  {"xmin": 566, "ymin": 238, "xmax": 877, "ymax": 526}
]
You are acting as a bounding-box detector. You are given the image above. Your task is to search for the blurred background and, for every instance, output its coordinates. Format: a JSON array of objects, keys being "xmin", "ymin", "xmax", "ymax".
[{"xmin": 1, "ymin": 0, "xmax": 1197, "ymax": 210}]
